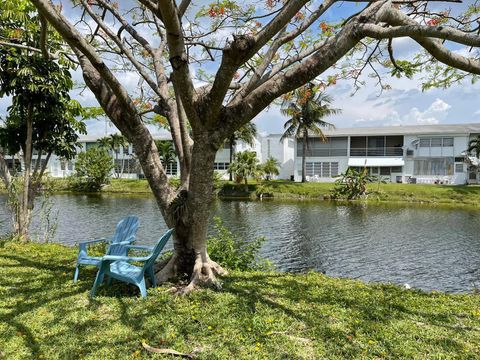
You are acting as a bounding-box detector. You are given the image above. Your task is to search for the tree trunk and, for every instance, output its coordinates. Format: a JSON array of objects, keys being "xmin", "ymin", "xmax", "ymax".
[
  {"xmin": 244, "ymin": 176, "xmax": 249, "ymax": 193},
  {"xmin": 301, "ymin": 130, "xmax": 307, "ymax": 183},
  {"xmin": 155, "ymin": 136, "xmax": 227, "ymax": 293},
  {"xmin": 17, "ymin": 105, "xmax": 34, "ymax": 241}
]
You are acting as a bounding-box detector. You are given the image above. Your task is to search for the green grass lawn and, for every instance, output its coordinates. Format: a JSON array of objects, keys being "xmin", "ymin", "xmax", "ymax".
[{"xmin": 1, "ymin": 242, "xmax": 479, "ymax": 359}]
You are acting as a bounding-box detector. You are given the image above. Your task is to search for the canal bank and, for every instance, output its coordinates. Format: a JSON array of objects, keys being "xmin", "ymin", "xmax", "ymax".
[{"xmin": 19, "ymin": 179, "xmax": 480, "ymax": 208}]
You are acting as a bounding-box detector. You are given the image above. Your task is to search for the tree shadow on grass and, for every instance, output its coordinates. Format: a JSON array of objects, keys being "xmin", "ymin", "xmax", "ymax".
[{"xmin": 222, "ymin": 273, "xmax": 477, "ymax": 357}]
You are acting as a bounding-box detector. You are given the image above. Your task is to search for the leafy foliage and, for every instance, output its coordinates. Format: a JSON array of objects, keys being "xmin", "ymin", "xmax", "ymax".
[
  {"xmin": 467, "ymin": 136, "xmax": 480, "ymax": 159},
  {"xmin": 70, "ymin": 148, "xmax": 113, "ymax": 192},
  {"xmin": 208, "ymin": 217, "xmax": 272, "ymax": 271},
  {"xmin": 228, "ymin": 150, "xmax": 261, "ymax": 190},
  {"xmin": 331, "ymin": 167, "xmax": 378, "ymax": 200},
  {"xmin": 281, "ymin": 83, "xmax": 339, "ymax": 141},
  {"xmin": 155, "ymin": 140, "xmax": 177, "ymax": 167},
  {"xmin": 261, "ymin": 156, "xmax": 280, "ymax": 180}
]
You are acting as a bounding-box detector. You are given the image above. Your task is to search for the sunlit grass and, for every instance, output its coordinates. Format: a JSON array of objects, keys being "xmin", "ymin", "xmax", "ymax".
[{"xmin": 1, "ymin": 242, "xmax": 479, "ymax": 359}]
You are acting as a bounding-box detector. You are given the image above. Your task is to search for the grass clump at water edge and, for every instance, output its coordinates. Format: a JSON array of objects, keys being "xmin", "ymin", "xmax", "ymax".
[{"xmin": 1, "ymin": 242, "xmax": 480, "ymax": 359}]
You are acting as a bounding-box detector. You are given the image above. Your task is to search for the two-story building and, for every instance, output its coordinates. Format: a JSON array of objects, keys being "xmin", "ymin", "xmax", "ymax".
[{"xmin": 292, "ymin": 123, "xmax": 480, "ymax": 185}]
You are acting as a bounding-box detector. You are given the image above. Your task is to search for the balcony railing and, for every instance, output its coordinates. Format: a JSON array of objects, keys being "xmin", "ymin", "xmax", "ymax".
[{"xmin": 350, "ymin": 147, "xmax": 403, "ymax": 157}]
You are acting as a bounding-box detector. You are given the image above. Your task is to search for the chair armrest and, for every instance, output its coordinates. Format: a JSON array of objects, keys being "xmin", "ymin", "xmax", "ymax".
[
  {"xmin": 102, "ymin": 255, "xmax": 150, "ymax": 262},
  {"xmin": 125, "ymin": 245, "xmax": 154, "ymax": 251}
]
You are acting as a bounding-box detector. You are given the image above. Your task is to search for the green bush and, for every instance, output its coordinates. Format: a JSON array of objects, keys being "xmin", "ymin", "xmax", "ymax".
[
  {"xmin": 69, "ymin": 147, "xmax": 113, "ymax": 192},
  {"xmin": 208, "ymin": 217, "xmax": 273, "ymax": 271}
]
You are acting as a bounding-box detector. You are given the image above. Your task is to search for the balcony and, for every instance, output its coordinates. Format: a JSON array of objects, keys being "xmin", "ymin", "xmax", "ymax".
[{"xmin": 350, "ymin": 147, "xmax": 403, "ymax": 157}]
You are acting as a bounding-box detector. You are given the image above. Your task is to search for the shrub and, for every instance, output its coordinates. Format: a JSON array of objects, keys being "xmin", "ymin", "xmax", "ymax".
[
  {"xmin": 331, "ymin": 167, "xmax": 377, "ymax": 200},
  {"xmin": 208, "ymin": 217, "xmax": 273, "ymax": 271},
  {"xmin": 69, "ymin": 147, "xmax": 113, "ymax": 192}
]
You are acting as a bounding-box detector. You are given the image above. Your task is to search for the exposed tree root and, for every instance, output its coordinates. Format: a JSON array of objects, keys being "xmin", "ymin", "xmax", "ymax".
[
  {"xmin": 154, "ymin": 252, "xmax": 228, "ymax": 295},
  {"xmin": 178, "ymin": 252, "xmax": 228, "ymax": 295}
]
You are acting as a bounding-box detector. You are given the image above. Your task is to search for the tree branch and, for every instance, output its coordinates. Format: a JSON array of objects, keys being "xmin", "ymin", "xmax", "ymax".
[
  {"xmin": 79, "ymin": 0, "xmax": 162, "ymax": 97},
  {"xmin": 360, "ymin": 23, "xmax": 480, "ymax": 48},
  {"xmin": 30, "ymin": 0, "xmax": 137, "ymax": 118},
  {"xmin": 157, "ymin": 0, "xmax": 198, "ymax": 128}
]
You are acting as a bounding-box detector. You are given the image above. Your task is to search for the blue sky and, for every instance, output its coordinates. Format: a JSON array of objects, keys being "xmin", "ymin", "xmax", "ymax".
[{"xmin": 1, "ymin": 1, "xmax": 479, "ymax": 136}]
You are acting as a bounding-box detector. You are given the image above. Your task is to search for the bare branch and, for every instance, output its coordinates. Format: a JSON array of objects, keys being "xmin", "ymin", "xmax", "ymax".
[
  {"xmin": 360, "ymin": 23, "xmax": 480, "ymax": 47},
  {"xmin": 79, "ymin": 0, "xmax": 162, "ymax": 97}
]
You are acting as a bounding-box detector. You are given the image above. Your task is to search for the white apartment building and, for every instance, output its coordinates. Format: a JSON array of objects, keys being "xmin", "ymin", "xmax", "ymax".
[
  {"xmin": 5, "ymin": 123, "xmax": 480, "ymax": 185},
  {"xmin": 292, "ymin": 123, "xmax": 480, "ymax": 185}
]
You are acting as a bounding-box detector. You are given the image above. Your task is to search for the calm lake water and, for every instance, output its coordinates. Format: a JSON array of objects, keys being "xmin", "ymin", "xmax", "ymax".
[{"xmin": 1, "ymin": 194, "xmax": 479, "ymax": 293}]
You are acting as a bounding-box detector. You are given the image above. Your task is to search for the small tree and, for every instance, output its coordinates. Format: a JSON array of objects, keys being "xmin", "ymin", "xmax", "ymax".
[
  {"xmin": 262, "ymin": 157, "xmax": 280, "ymax": 181},
  {"xmin": 228, "ymin": 150, "xmax": 261, "ymax": 192},
  {"xmin": 228, "ymin": 123, "xmax": 257, "ymax": 181},
  {"xmin": 98, "ymin": 134, "xmax": 128, "ymax": 178},
  {"xmin": 331, "ymin": 167, "xmax": 377, "ymax": 200},
  {"xmin": 0, "ymin": 1, "xmax": 85, "ymax": 241},
  {"xmin": 72, "ymin": 148, "xmax": 113, "ymax": 192}
]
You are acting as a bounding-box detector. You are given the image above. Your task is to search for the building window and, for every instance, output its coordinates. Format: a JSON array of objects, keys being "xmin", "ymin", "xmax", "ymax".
[
  {"xmin": 380, "ymin": 167, "xmax": 391, "ymax": 176},
  {"xmin": 455, "ymin": 163, "xmax": 464, "ymax": 173},
  {"xmin": 297, "ymin": 137, "xmax": 348, "ymax": 157},
  {"xmin": 166, "ymin": 162, "xmax": 177, "ymax": 175},
  {"xmin": 443, "ymin": 137, "xmax": 453, "ymax": 146},
  {"xmin": 214, "ymin": 162, "xmax": 229, "ymax": 170},
  {"xmin": 391, "ymin": 166, "xmax": 403, "ymax": 173},
  {"xmin": 414, "ymin": 158, "xmax": 454, "ymax": 176},
  {"xmin": 419, "ymin": 138, "xmax": 431, "ymax": 147},
  {"xmin": 418, "ymin": 137, "xmax": 454, "ymax": 148},
  {"xmin": 305, "ymin": 162, "xmax": 339, "ymax": 177},
  {"xmin": 430, "ymin": 138, "xmax": 442, "ymax": 147}
]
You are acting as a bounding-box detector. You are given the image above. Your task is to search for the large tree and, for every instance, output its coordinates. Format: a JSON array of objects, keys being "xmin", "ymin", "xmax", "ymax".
[
  {"xmin": 281, "ymin": 84, "xmax": 340, "ymax": 182},
  {"xmin": 22, "ymin": 0, "xmax": 480, "ymax": 292}
]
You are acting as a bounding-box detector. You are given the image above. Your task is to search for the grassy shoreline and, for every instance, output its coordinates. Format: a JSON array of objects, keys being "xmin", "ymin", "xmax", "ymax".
[
  {"xmin": 1, "ymin": 242, "xmax": 479, "ymax": 359},
  {"xmin": 3, "ymin": 178, "xmax": 479, "ymax": 208}
]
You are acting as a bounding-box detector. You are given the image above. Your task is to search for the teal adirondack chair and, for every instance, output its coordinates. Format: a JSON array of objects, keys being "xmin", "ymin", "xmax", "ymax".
[
  {"xmin": 90, "ymin": 229, "xmax": 173, "ymax": 298},
  {"xmin": 74, "ymin": 216, "xmax": 139, "ymax": 282}
]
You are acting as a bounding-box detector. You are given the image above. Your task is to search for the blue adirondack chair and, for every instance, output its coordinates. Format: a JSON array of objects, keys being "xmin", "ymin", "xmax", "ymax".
[
  {"xmin": 74, "ymin": 216, "xmax": 140, "ymax": 282},
  {"xmin": 90, "ymin": 229, "xmax": 173, "ymax": 298}
]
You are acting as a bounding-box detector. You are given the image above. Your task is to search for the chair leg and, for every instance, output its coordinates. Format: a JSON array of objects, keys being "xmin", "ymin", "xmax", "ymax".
[
  {"xmin": 137, "ymin": 278, "xmax": 147, "ymax": 298},
  {"xmin": 90, "ymin": 268, "xmax": 106, "ymax": 298},
  {"xmin": 73, "ymin": 265, "xmax": 80, "ymax": 283},
  {"xmin": 147, "ymin": 268, "xmax": 156, "ymax": 288}
]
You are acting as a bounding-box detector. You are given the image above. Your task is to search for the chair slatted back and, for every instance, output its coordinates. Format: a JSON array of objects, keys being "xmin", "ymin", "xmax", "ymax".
[
  {"xmin": 109, "ymin": 216, "xmax": 139, "ymax": 256},
  {"xmin": 142, "ymin": 229, "xmax": 173, "ymax": 270}
]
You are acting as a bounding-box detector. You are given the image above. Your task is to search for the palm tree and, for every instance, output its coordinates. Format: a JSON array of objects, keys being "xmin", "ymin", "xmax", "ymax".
[
  {"xmin": 228, "ymin": 150, "xmax": 260, "ymax": 192},
  {"xmin": 228, "ymin": 123, "xmax": 257, "ymax": 181},
  {"xmin": 262, "ymin": 156, "xmax": 280, "ymax": 181},
  {"xmin": 281, "ymin": 83, "xmax": 341, "ymax": 182},
  {"xmin": 97, "ymin": 134, "xmax": 128, "ymax": 177},
  {"xmin": 467, "ymin": 136, "xmax": 480, "ymax": 159},
  {"xmin": 155, "ymin": 140, "xmax": 177, "ymax": 171}
]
